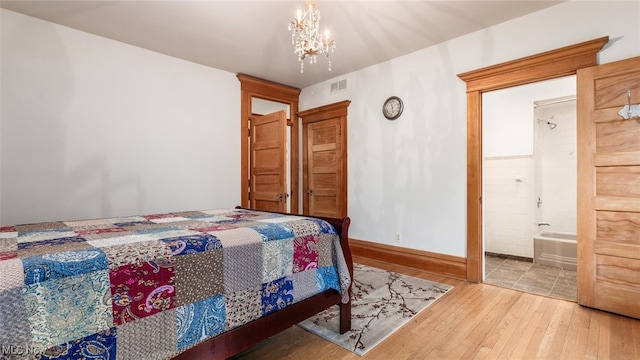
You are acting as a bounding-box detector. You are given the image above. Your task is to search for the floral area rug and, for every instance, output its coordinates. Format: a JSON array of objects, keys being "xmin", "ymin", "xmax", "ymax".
[{"xmin": 298, "ymin": 263, "xmax": 453, "ymax": 356}]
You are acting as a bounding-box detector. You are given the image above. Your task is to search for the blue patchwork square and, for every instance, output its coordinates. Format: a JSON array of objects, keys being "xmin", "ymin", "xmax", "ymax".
[
  {"xmin": 316, "ymin": 266, "xmax": 339, "ymax": 293},
  {"xmin": 261, "ymin": 276, "xmax": 294, "ymax": 315},
  {"xmin": 22, "ymin": 248, "xmax": 109, "ymax": 285},
  {"xmin": 251, "ymin": 223, "xmax": 294, "ymax": 242},
  {"xmin": 307, "ymin": 219, "xmax": 338, "ymax": 235},
  {"xmin": 113, "ymin": 221, "xmax": 153, "ymax": 227},
  {"xmin": 262, "ymin": 238, "xmax": 293, "ymax": 283},
  {"xmin": 40, "ymin": 328, "xmax": 116, "ymax": 360},
  {"xmin": 18, "ymin": 236, "xmax": 86, "ymax": 250},
  {"xmin": 176, "ymin": 295, "xmax": 226, "ymax": 350},
  {"xmin": 24, "ymin": 270, "xmax": 114, "ymax": 349},
  {"xmin": 162, "ymin": 234, "xmax": 223, "ymax": 256}
]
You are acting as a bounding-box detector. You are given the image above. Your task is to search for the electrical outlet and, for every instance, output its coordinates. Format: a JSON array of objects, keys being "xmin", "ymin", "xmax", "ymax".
[{"xmin": 395, "ymin": 233, "xmax": 401, "ymax": 243}]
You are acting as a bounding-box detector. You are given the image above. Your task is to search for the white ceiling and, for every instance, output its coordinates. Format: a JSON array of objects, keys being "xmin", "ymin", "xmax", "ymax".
[{"xmin": 1, "ymin": 1, "xmax": 564, "ymax": 89}]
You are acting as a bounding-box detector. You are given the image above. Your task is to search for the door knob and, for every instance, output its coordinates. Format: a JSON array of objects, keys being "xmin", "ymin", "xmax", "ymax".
[{"xmin": 307, "ymin": 189, "xmax": 313, "ymax": 196}]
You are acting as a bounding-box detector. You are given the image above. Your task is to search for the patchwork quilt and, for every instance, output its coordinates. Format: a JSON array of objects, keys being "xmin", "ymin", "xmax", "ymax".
[{"xmin": 0, "ymin": 208, "xmax": 350, "ymax": 360}]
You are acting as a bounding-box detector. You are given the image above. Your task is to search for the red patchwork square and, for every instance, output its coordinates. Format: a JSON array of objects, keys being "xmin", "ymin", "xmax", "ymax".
[
  {"xmin": 293, "ymin": 235, "xmax": 318, "ymax": 273},
  {"xmin": 109, "ymin": 260, "xmax": 175, "ymax": 325}
]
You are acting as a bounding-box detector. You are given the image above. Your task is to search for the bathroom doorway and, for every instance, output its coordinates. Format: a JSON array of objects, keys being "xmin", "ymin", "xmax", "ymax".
[{"xmin": 481, "ymin": 75, "xmax": 578, "ymax": 301}]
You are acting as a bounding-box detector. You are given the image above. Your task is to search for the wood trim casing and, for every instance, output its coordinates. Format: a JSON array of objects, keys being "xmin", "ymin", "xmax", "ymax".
[
  {"xmin": 237, "ymin": 74, "xmax": 301, "ymax": 100},
  {"xmin": 457, "ymin": 36, "xmax": 608, "ymax": 283},
  {"xmin": 349, "ymin": 238, "xmax": 467, "ymax": 280},
  {"xmin": 238, "ymin": 74, "xmax": 301, "ymax": 213},
  {"xmin": 299, "ymin": 100, "xmax": 351, "ymax": 124},
  {"xmin": 457, "ymin": 37, "xmax": 610, "ymax": 92}
]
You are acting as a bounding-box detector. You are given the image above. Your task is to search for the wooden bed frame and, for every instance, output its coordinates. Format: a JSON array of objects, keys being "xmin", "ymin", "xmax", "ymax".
[{"xmin": 173, "ymin": 211, "xmax": 353, "ymax": 360}]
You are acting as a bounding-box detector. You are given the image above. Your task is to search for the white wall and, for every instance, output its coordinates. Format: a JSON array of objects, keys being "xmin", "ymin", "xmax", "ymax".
[
  {"xmin": 1, "ymin": 9, "xmax": 240, "ymax": 225},
  {"xmin": 482, "ymin": 77, "xmax": 576, "ymax": 158},
  {"xmin": 300, "ymin": 0, "xmax": 640, "ymax": 257}
]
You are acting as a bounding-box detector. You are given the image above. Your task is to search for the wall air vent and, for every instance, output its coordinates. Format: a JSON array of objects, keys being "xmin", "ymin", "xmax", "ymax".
[{"xmin": 330, "ymin": 79, "xmax": 347, "ymax": 94}]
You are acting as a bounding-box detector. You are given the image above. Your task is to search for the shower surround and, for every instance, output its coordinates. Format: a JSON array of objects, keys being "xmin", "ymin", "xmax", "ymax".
[
  {"xmin": 483, "ymin": 96, "xmax": 577, "ymax": 260},
  {"xmin": 532, "ymin": 99, "xmax": 577, "ymax": 268},
  {"xmin": 534, "ymin": 99, "xmax": 577, "ymax": 237}
]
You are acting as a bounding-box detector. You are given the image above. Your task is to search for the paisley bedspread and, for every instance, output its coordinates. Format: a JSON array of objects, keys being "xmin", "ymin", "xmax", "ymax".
[{"xmin": 0, "ymin": 208, "xmax": 350, "ymax": 359}]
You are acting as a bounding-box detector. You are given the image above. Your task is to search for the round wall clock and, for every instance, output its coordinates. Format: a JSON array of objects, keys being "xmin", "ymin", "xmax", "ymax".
[{"xmin": 382, "ymin": 96, "xmax": 403, "ymax": 120}]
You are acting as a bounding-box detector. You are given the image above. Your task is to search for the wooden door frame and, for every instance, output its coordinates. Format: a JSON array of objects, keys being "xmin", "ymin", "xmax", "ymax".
[
  {"xmin": 457, "ymin": 36, "xmax": 609, "ymax": 283},
  {"xmin": 299, "ymin": 100, "xmax": 351, "ymax": 217},
  {"xmin": 238, "ymin": 74, "xmax": 301, "ymax": 213}
]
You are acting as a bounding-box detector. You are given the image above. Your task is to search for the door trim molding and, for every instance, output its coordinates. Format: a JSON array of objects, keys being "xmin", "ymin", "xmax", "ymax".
[
  {"xmin": 238, "ymin": 74, "xmax": 301, "ymax": 212},
  {"xmin": 457, "ymin": 36, "xmax": 608, "ymax": 283},
  {"xmin": 299, "ymin": 100, "xmax": 351, "ymax": 124}
]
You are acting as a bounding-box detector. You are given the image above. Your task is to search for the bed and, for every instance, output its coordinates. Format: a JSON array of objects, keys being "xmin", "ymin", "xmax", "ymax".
[{"xmin": 0, "ymin": 207, "xmax": 352, "ymax": 360}]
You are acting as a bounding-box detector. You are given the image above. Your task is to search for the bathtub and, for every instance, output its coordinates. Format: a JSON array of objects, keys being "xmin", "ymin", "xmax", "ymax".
[{"xmin": 533, "ymin": 231, "xmax": 577, "ymax": 270}]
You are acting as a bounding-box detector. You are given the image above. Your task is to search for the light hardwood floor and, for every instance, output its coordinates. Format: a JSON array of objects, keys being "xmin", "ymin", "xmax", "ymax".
[{"xmin": 234, "ymin": 256, "xmax": 640, "ymax": 359}]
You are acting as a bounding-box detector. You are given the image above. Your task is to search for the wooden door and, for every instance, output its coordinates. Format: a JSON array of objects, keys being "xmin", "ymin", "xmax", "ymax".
[
  {"xmin": 250, "ymin": 110, "xmax": 287, "ymax": 212},
  {"xmin": 305, "ymin": 118, "xmax": 344, "ymax": 218},
  {"xmin": 577, "ymin": 56, "xmax": 640, "ymax": 319},
  {"xmin": 300, "ymin": 100, "xmax": 350, "ymax": 219}
]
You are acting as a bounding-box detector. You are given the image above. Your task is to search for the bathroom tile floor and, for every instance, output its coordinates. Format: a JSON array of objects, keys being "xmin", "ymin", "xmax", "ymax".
[{"xmin": 484, "ymin": 254, "xmax": 577, "ymax": 302}]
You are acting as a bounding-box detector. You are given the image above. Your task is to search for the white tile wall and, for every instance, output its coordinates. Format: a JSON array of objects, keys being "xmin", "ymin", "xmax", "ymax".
[
  {"xmin": 483, "ymin": 156, "xmax": 536, "ymax": 258},
  {"xmin": 535, "ymin": 101, "xmax": 577, "ymax": 234}
]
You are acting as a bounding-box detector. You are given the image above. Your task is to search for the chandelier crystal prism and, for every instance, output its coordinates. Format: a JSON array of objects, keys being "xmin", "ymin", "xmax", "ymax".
[{"xmin": 288, "ymin": 0, "xmax": 335, "ymax": 73}]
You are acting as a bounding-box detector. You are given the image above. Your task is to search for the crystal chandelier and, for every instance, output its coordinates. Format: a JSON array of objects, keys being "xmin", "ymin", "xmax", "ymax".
[{"xmin": 288, "ymin": 0, "xmax": 335, "ymax": 73}]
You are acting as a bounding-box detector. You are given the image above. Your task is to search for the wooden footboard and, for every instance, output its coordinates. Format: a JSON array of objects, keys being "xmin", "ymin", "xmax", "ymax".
[
  {"xmin": 310, "ymin": 214, "xmax": 353, "ymax": 334},
  {"xmin": 173, "ymin": 211, "xmax": 352, "ymax": 360}
]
